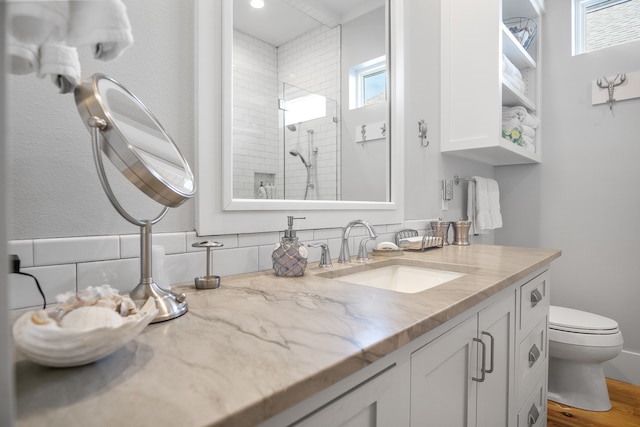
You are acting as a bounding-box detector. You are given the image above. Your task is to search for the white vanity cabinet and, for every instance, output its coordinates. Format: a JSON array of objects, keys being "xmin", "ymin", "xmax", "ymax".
[
  {"xmin": 259, "ymin": 267, "xmax": 550, "ymax": 427},
  {"xmin": 441, "ymin": 0, "xmax": 544, "ymax": 165},
  {"xmin": 411, "ymin": 289, "xmax": 515, "ymax": 426}
]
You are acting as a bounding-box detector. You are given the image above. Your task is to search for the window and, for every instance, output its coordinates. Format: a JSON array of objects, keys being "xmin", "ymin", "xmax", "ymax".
[
  {"xmin": 349, "ymin": 56, "xmax": 387, "ymax": 109},
  {"xmin": 574, "ymin": 0, "xmax": 640, "ymax": 54}
]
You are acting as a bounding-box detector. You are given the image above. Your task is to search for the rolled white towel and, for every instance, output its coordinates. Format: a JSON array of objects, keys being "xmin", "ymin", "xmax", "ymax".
[
  {"xmin": 67, "ymin": 0, "xmax": 134, "ymax": 61},
  {"xmin": 523, "ymin": 135, "xmax": 536, "ymax": 152},
  {"xmin": 522, "ymin": 111, "xmax": 540, "ymax": 129},
  {"xmin": 502, "ymin": 106, "xmax": 541, "ymax": 129},
  {"xmin": 7, "ymin": 1, "xmax": 69, "ymax": 44},
  {"xmin": 38, "ymin": 43, "xmax": 81, "ymax": 93},
  {"xmin": 8, "ymin": 35, "xmax": 39, "ymax": 75},
  {"xmin": 520, "ymin": 124, "xmax": 535, "ymax": 138}
]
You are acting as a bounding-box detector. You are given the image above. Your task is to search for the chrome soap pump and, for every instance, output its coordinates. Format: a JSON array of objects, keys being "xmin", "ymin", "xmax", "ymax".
[{"xmin": 272, "ymin": 216, "xmax": 308, "ymax": 277}]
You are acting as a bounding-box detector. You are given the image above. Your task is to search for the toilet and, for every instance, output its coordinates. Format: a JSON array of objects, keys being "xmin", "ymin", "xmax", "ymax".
[{"xmin": 548, "ymin": 305, "xmax": 624, "ymax": 411}]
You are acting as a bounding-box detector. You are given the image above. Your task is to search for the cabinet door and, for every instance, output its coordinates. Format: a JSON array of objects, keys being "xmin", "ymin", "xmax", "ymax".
[
  {"xmin": 410, "ymin": 315, "xmax": 478, "ymax": 427},
  {"xmin": 292, "ymin": 366, "xmax": 402, "ymax": 427},
  {"xmin": 476, "ymin": 292, "xmax": 516, "ymax": 427}
]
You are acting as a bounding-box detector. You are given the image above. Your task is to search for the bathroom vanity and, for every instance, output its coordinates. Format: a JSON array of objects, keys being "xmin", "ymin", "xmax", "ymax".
[{"xmin": 13, "ymin": 245, "xmax": 559, "ymax": 427}]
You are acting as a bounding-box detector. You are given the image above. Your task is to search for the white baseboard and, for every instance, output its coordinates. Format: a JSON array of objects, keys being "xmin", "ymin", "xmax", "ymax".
[{"xmin": 605, "ymin": 349, "xmax": 640, "ymax": 385}]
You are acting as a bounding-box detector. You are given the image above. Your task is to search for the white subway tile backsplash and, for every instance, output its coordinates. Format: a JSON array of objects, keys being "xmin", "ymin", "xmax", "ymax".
[
  {"xmin": 238, "ymin": 231, "xmax": 281, "ymax": 247},
  {"xmin": 8, "ymin": 239, "xmax": 33, "ymax": 267},
  {"xmin": 120, "ymin": 232, "xmax": 187, "ymax": 258},
  {"xmin": 9, "ymin": 221, "xmax": 412, "ymax": 312},
  {"xmin": 9, "ymin": 264, "xmax": 76, "ymax": 309},
  {"xmin": 34, "ymin": 235, "xmax": 120, "ymax": 266},
  {"xmin": 77, "ymin": 258, "xmax": 140, "ymax": 295},
  {"xmin": 258, "ymin": 244, "xmax": 275, "ymax": 272}
]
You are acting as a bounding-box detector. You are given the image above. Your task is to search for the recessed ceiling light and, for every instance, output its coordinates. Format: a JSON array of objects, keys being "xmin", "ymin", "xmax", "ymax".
[{"xmin": 250, "ymin": 0, "xmax": 264, "ymax": 8}]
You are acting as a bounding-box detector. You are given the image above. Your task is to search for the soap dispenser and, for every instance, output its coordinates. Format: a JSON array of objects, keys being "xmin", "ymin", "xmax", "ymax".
[{"xmin": 272, "ymin": 216, "xmax": 308, "ymax": 277}]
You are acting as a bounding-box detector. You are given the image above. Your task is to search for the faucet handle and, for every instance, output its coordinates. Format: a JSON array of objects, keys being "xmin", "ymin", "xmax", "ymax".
[
  {"xmin": 357, "ymin": 237, "xmax": 376, "ymax": 262},
  {"xmin": 308, "ymin": 242, "xmax": 333, "ymax": 268}
]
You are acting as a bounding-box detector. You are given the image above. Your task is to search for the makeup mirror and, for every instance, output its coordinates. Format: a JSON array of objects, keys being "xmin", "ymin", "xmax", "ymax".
[{"xmin": 75, "ymin": 73, "xmax": 196, "ymax": 323}]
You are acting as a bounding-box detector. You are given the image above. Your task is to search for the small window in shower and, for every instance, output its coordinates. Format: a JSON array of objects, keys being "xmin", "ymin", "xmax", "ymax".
[
  {"xmin": 349, "ymin": 55, "xmax": 387, "ymax": 109},
  {"xmin": 574, "ymin": 0, "xmax": 640, "ymax": 54}
]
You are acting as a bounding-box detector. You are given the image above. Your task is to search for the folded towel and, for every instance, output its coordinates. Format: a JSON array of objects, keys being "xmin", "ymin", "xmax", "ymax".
[
  {"xmin": 502, "ymin": 73, "xmax": 526, "ymax": 95},
  {"xmin": 38, "ymin": 43, "xmax": 81, "ymax": 93},
  {"xmin": 7, "ymin": 1, "xmax": 69, "ymax": 44},
  {"xmin": 8, "ymin": 35, "xmax": 39, "ymax": 75},
  {"xmin": 467, "ymin": 177, "xmax": 502, "ymax": 234},
  {"xmin": 522, "ymin": 135, "xmax": 536, "ymax": 152},
  {"xmin": 67, "ymin": 0, "xmax": 134, "ymax": 61},
  {"xmin": 502, "ymin": 106, "xmax": 540, "ymax": 129},
  {"xmin": 502, "ymin": 129, "xmax": 524, "ymax": 146},
  {"xmin": 501, "ymin": 54, "xmax": 522, "ymax": 80}
]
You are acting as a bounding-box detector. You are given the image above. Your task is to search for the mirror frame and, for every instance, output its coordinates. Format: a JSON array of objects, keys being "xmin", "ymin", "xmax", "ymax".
[{"xmin": 194, "ymin": 0, "xmax": 404, "ymax": 235}]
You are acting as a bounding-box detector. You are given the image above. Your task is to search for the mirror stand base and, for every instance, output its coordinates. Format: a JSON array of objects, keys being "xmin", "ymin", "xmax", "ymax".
[{"xmin": 129, "ymin": 281, "xmax": 188, "ymax": 323}]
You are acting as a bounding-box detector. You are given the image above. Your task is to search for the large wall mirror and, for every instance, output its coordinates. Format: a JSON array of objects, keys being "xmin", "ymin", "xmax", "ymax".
[{"xmin": 195, "ymin": 0, "xmax": 404, "ymax": 235}]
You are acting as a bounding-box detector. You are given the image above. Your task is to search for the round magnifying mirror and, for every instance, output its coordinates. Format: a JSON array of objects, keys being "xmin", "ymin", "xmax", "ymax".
[{"xmin": 75, "ymin": 73, "xmax": 195, "ymax": 207}]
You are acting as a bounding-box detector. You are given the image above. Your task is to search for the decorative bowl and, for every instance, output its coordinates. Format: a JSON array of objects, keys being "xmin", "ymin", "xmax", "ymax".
[{"xmin": 12, "ymin": 285, "xmax": 158, "ymax": 368}]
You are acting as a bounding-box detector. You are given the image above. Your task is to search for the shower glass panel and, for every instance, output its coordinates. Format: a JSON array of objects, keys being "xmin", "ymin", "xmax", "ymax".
[{"xmin": 282, "ymin": 83, "xmax": 339, "ymax": 201}]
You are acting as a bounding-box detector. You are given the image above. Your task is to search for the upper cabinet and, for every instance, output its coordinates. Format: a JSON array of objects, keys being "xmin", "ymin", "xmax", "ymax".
[{"xmin": 441, "ymin": 0, "xmax": 544, "ymax": 166}]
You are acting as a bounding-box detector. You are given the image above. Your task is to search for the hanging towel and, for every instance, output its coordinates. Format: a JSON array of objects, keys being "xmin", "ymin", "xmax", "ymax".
[
  {"xmin": 38, "ymin": 43, "xmax": 82, "ymax": 93},
  {"xmin": 7, "ymin": 1, "xmax": 69, "ymax": 45},
  {"xmin": 467, "ymin": 176, "xmax": 502, "ymax": 234},
  {"xmin": 67, "ymin": 0, "xmax": 134, "ymax": 61},
  {"xmin": 8, "ymin": 35, "xmax": 39, "ymax": 75}
]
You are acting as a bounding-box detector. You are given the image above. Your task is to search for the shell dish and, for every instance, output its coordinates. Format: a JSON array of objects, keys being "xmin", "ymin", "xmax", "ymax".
[{"xmin": 12, "ymin": 285, "xmax": 158, "ymax": 368}]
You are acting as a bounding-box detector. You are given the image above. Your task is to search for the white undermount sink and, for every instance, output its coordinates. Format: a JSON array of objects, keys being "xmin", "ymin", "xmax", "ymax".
[{"xmin": 333, "ymin": 264, "xmax": 466, "ymax": 294}]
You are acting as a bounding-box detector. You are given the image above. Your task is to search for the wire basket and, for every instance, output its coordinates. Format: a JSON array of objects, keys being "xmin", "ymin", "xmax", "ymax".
[{"xmin": 504, "ymin": 17, "xmax": 537, "ymax": 51}]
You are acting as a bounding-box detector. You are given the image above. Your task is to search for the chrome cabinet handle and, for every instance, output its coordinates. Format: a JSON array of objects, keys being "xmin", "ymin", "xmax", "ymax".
[
  {"xmin": 528, "ymin": 343, "xmax": 541, "ymax": 367},
  {"xmin": 472, "ymin": 337, "xmax": 486, "ymax": 382},
  {"xmin": 530, "ymin": 288, "xmax": 543, "ymax": 307},
  {"xmin": 481, "ymin": 331, "xmax": 494, "ymax": 374},
  {"xmin": 528, "ymin": 403, "xmax": 540, "ymax": 426}
]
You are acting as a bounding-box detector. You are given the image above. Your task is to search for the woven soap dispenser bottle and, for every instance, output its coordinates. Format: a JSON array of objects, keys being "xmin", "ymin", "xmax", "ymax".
[{"xmin": 272, "ymin": 216, "xmax": 308, "ymax": 277}]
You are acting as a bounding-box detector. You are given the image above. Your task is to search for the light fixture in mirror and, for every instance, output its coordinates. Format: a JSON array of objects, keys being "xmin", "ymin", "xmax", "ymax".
[
  {"xmin": 194, "ymin": 0, "xmax": 404, "ymax": 235},
  {"xmin": 75, "ymin": 73, "xmax": 195, "ymax": 323}
]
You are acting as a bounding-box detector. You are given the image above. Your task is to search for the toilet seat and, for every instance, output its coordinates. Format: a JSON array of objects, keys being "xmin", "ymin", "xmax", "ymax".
[{"xmin": 549, "ymin": 306, "xmax": 619, "ymax": 335}]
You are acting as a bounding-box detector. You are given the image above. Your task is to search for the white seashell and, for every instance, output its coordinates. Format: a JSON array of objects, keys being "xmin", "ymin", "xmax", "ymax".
[
  {"xmin": 59, "ymin": 305, "xmax": 124, "ymax": 330},
  {"xmin": 12, "ymin": 297, "xmax": 158, "ymax": 368}
]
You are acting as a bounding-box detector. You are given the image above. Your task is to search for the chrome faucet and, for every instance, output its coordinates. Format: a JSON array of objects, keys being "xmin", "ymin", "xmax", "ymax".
[{"xmin": 338, "ymin": 220, "xmax": 378, "ymax": 263}]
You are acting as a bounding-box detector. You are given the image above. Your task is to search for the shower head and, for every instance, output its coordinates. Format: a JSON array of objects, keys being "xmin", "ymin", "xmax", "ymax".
[
  {"xmin": 287, "ymin": 124, "xmax": 297, "ymax": 132},
  {"xmin": 289, "ymin": 149, "xmax": 309, "ymax": 168}
]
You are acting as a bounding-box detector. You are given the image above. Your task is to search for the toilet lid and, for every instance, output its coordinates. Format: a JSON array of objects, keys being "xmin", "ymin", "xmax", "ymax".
[{"xmin": 549, "ymin": 306, "xmax": 619, "ymax": 334}]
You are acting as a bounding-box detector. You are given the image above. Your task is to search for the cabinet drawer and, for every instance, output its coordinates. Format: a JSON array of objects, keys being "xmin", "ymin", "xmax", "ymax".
[
  {"xmin": 519, "ymin": 270, "xmax": 549, "ymax": 334},
  {"xmin": 517, "ymin": 375, "xmax": 547, "ymax": 427},
  {"xmin": 517, "ymin": 316, "xmax": 547, "ymax": 404}
]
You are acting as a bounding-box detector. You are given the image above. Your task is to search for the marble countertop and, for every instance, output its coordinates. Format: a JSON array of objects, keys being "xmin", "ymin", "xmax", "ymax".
[{"xmin": 13, "ymin": 244, "xmax": 560, "ymax": 427}]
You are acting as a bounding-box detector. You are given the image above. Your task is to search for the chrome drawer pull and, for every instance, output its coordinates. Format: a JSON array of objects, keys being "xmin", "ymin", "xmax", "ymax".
[
  {"xmin": 530, "ymin": 288, "xmax": 543, "ymax": 307},
  {"xmin": 481, "ymin": 331, "xmax": 494, "ymax": 374},
  {"xmin": 529, "ymin": 343, "xmax": 541, "ymax": 367},
  {"xmin": 528, "ymin": 403, "xmax": 540, "ymax": 426},
  {"xmin": 472, "ymin": 337, "xmax": 486, "ymax": 382}
]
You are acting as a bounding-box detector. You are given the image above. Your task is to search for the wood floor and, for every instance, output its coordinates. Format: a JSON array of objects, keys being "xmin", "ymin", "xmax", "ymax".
[{"xmin": 547, "ymin": 378, "xmax": 640, "ymax": 427}]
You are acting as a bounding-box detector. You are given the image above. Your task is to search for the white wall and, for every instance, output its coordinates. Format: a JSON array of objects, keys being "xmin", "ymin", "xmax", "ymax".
[
  {"xmin": 1, "ymin": 3, "xmax": 15, "ymax": 424},
  {"xmin": 7, "ymin": 1, "xmax": 195, "ymax": 240},
  {"xmin": 496, "ymin": 0, "xmax": 640, "ymax": 384},
  {"xmin": 403, "ymin": 0, "xmax": 496, "ymax": 234}
]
